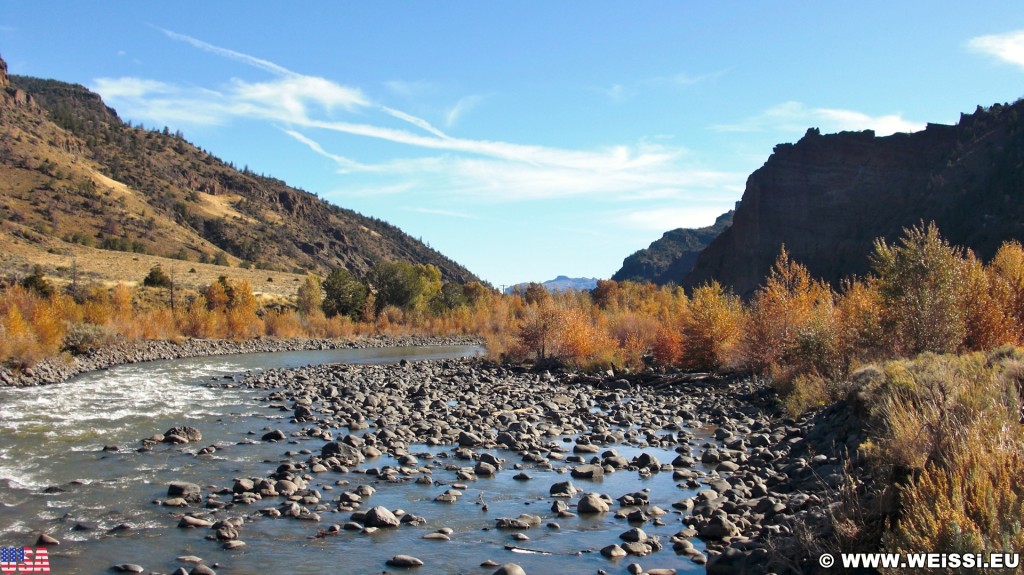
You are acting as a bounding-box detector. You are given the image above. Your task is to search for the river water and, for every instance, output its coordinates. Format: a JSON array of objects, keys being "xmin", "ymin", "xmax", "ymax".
[{"xmin": 0, "ymin": 345, "xmax": 708, "ymax": 574}]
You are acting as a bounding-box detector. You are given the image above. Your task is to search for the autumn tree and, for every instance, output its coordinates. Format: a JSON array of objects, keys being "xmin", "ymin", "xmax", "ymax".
[
  {"xmin": 682, "ymin": 281, "xmax": 743, "ymax": 371},
  {"xmin": 871, "ymin": 222, "xmax": 967, "ymax": 355},
  {"xmin": 296, "ymin": 275, "xmax": 324, "ymax": 316}
]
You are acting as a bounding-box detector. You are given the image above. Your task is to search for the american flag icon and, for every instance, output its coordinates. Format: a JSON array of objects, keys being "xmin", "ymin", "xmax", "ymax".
[{"xmin": 0, "ymin": 547, "xmax": 50, "ymax": 574}]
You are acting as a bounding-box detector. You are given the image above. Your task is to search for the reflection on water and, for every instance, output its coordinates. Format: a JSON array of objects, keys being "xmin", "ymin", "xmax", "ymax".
[{"xmin": 0, "ymin": 344, "xmax": 708, "ymax": 574}]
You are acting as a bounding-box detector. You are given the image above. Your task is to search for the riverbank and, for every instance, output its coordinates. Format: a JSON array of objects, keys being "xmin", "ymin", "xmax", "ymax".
[{"xmin": 0, "ymin": 334, "xmax": 483, "ymax": 387}]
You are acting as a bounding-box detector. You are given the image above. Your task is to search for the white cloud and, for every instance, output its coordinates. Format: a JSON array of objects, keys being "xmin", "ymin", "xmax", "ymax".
[
  {"xmin": 968, "ymin": 29, "xmax": 1024, "ymax": 69},
  {"xmin": 445, "ymin": 95, "xmax": 482, "ymax": 127},
  {"xmin": 97, "ymin": 29, "xmax": 746, "ymax": 215},
  {"xmin": 712, "ymin": 101, "xmax": 924, "ymax": 136}
]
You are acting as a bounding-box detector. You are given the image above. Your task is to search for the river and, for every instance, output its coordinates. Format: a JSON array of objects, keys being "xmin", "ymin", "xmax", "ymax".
[{"xmin": 0, "ymin": 345, "xmax": 708, "ymax": 574}]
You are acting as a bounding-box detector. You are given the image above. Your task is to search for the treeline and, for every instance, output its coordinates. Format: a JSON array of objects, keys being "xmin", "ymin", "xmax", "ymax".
[{"xmin": 5, "ymin": 222, "xmax": 1024, "ymax": 387}]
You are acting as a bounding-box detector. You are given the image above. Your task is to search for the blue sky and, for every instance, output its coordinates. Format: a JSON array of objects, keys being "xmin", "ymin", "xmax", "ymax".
[{"xmin": 3, "ymin": 3, "xmax": 1024, "ymax": 288}]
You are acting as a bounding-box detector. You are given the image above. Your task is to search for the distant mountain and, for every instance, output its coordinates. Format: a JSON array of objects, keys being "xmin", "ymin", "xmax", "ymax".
[
  {"xmin": 685, "ymin": 100, "xmax": 1024, "ymax": 297},
  {"xmin": 506, "ymin": 276, "xmax": 600, "ymax": 294},
  {"xmin": 612, "ymin": 210, "xmax": 734, "ymax": 285},
  {"xmin": 542, "ymin": 276, "xmax": 599, "ymax": 291},
  {"xmin": 0, "ymin": 55, "xmax": 478, "ymax": 284}
]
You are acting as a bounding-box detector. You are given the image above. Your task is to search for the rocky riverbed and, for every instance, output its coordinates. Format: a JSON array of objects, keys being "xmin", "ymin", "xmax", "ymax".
[
  {"xmin": 130, "ymin": 358, "xmax": 865, "ymax": 575},
  {"xmin": 0, "ymin": 335, "xmax": 482, "ymax": 388}
]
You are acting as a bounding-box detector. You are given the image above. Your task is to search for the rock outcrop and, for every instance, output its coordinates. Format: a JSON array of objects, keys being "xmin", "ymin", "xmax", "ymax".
[
  {"xmin": 613, "ymin": 210, "xmax": 734, "ymax": 285},
  {"xmin": 685, "ymin": 100, "xmax": 1024, "ymax": 297}
]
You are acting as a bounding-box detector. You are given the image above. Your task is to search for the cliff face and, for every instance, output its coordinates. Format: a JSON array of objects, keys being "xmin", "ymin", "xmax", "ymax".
[
  {"xmin": 685, "ymin": 101, "xmax": 1024, "ymax": 297},
  {"xmin": 613, "ymin": 210, "xmax": 734, "ymax": 285}
]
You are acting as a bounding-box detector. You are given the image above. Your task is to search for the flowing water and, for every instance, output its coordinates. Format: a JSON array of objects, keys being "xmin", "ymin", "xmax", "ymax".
[{"xmin": 0, "ymin": 345, "xmax": 708, "ymax": 574}]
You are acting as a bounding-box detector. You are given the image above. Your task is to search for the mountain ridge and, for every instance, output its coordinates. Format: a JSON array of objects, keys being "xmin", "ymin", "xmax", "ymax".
[
  {"xmin": 0, "ymin": 56, "xmax": 478, "ymax": 288},
  {"xmin": 612, "ymin": 209, "xmax": 734, "ymax": 285}
]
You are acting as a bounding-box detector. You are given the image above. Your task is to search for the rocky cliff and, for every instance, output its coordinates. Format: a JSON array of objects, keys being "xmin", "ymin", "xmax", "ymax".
[
  {"xmin": 613, "ymin": 210, "xmax": 734, "ymax": 285},
  {"xmin": 685, "ymin": 100, "xmax": 1024, "ymax": 297}
]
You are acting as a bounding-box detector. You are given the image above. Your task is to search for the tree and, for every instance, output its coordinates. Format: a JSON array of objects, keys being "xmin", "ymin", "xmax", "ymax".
[
  {"xmin": 871, "ymin": 222, "xmax": 967, "ymax": 355},
  {"xmin": 296, "ymin": 275, "xmax": 323, "ymax": 316},
  {"xmin": 368, "ymin": 261, "xmax": 424, "ymax": 315},
  {"xmin": 435, "ymin": 281, "xmax": 468, "ymax": 312},
  {"xmin": 521, "ymin": 282, "xmax": 550, "ymax": 305},
  {"xmin": 322, "ymin": 268, "xmax": 368, "ymax": 320}
]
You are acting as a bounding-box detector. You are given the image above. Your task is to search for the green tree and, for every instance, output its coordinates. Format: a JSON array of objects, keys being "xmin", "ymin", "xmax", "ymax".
[
  {"xmin": 143, "ymin": 265, "xmax": 173, "ymax": 288},
  {"xmin": 368, "ymin": 261, "xmax": 424, "ymax": 315},
  {"xmin": 322, "ymin": 268, "xmax": 368, "ymax": 320},
  {"xmin": 434, "ymin": 281, "xmax": 468, "ymax": 312},
  {"xmin": 871, "ymin": 221, "xmax": 967, "ymax": 355}
]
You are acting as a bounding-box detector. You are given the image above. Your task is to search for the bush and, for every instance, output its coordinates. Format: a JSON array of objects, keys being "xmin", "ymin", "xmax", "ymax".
[
  {"xmin": 143, "ymin": 265, "xmax": 173, "ymax": 288},
  {"xmin": 20, "ymin": 265, "xmax": 54, "ymax": 297},
  {"xmin": 871, "ymin": 222, "xmax": 967, "ymax": 355}
]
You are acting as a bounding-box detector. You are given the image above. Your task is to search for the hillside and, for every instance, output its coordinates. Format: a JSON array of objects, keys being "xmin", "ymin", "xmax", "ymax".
[
  {"xmin": 0, "ymin": 55, "xmax": 477, "ymax": 293},
  {"xmin": 612, "ymin": 209, "xmax": 733, "ymax": 285},
  {"xmin": 685, "ymin": 100, "xmax": 1024, "ymax": 297}
]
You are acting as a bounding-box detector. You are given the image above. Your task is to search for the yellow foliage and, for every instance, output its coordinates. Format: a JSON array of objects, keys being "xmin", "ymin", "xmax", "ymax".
[{"xmin": 682, "ymin": 281, "xmax": 743, "ymax": 370}]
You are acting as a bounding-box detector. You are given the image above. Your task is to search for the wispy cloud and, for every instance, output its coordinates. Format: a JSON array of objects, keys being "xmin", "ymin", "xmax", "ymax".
[
  {"xmin": 94, "ymin": 29, "xmax": 744, "ymax": 213},
  {"xmin": 406, "ymin": 207, "xmax": 479, "ymax": 219},
  {"xmin": 155, "ymin": 26, "xmax": 293, "ymax": 76},
  {"xmin": 445, "ymin": 95, "xmax": 482, "ymax": 127},
  {"xmin": 712, "ymin": 101, "xmax": 924, "ymax": 136},
  {"xmin": 968, "ymin": 29, "xmax": 1024, "ymax": 70}
]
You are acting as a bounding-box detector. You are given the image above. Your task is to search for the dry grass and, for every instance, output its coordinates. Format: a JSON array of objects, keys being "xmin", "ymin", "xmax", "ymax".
[{"xmin": 0, "ymin": 231, "xmax": 306, "ymax": 301}]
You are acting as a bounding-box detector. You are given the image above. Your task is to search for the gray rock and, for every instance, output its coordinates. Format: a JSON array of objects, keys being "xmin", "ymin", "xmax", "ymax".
[
  {"xmin": 578, "ymin": 493, "xmax": 610, "ymax": 513},
  {"xmin": 386, "ymin": 555, "xmax": 425, "ymax": 567},
  {"xmin": 362, "ymin": 505, "xmax": 400, "ymax": 528},
  {"xmin": 163, "ymin": 426, "xmax": 202, "ymax": 444}
]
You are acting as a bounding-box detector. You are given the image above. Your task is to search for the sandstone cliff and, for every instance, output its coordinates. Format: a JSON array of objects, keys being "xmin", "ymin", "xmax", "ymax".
[{"xmin": 685, "ymin": 100, "xmax": 1024, "ymax": 297}]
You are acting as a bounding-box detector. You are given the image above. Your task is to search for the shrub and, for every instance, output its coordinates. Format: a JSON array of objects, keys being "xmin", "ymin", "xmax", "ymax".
[
  {"xmin": 20, "ymin": 265, "xmax": 54, "ymax": 297},
  {"xmin": 143, "ymin": 265, "xmax": 173, "ymax": 288},
  {"xmin": 871, "ymin": 222, "xmax": 967, "ymax": 355},
  {"xmin": 883, "ymin": 426, "xmax": 1024, "ymax": 567}
]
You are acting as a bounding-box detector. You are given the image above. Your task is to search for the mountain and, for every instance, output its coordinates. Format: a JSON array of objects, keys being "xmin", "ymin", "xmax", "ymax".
[
  {"xmin": 541, "ymin": 276, "xmax": 599, "ymax": 292},
  {"xmin": 612, "ymin": 209, "xmax": 734, "ymax": 285},
  {"xmin": 685, "ymin": 100, "xmax": 1024, "ymax": 297},
  {"xmin": 0, "ymin": 55, "xmax": 477, "ymax": 289},
  {"xmin": 506, "ymin": 276, "xmax": 600, "ymax": 294}
]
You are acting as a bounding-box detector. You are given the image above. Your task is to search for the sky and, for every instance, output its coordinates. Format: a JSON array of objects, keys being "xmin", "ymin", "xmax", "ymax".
[{"xmin": 2, "ymin": 3, "xmax": 1024, "ymax": 288}]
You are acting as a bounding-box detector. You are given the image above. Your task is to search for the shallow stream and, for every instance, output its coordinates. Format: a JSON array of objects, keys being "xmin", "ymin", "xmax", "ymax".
[{"xmin": 0, "ymin": 345, "xmax": 709, "ymax": 574}]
